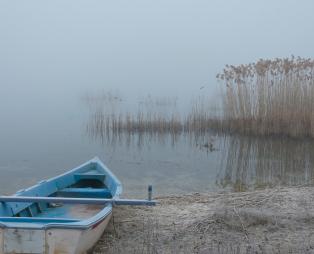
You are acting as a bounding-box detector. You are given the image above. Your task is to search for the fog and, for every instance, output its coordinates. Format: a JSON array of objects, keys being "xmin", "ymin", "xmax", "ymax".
[
  {"xmin": 1, "ymin": 0, "xmax": 314, "ymax": 102},
  {"xmin": 0, "ymin": 0, "xmax": 313, "ymax": 195},
  {"xmin": 1, "ymin": 0, "xmax": 314, "ymax": 138}
]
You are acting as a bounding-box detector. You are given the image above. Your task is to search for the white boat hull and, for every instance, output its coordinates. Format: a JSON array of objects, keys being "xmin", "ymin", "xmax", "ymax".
[{"xmin": 0, "ymin": 213, "xmax": 111, "ymax": 254}]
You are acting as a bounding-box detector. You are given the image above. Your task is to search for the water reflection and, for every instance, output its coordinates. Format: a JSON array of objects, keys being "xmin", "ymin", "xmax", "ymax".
[
  {"xmin": 86, "ymin": 121, "xmax": 216, "ymax": 151},
  {"xmin": 84, "ymin": 93, "xmax": 314, "ymax": 193},
  {"xmin": 87, "ymin": 115, "xmax": 314, "ymax": 193},
  {"xmin": 219, "ymin": 136, "xmax": 314, "ymax": 191}
]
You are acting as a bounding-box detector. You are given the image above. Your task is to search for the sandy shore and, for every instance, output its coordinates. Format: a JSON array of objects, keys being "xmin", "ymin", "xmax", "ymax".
[{"xmin": 93, "ymin": 187, "xmax": 314, "ymax": 254}]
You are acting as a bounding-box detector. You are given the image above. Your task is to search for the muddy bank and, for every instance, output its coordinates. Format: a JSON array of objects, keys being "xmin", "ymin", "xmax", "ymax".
[{"xmin": 94, "ymin": 187, "xmax": 314, "ymax": 253}]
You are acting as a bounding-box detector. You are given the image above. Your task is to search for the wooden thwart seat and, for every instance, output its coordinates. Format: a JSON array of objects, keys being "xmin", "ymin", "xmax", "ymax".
[
  {"xmin": 74, "ymin": 173, "xmax": 106, "ymax": 181},
  {"xmin": 57, "ymin": 188, "xmax": 112, "ymax": 198}
]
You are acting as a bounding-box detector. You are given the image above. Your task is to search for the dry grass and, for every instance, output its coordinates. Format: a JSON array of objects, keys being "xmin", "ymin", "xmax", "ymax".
[
  {"xmin": 217, "ymin": 56, "xmax": 314, "ymax": 138},
  {"xmin": 94, "ymin": 187, "xmax": 314, "ymax": 254}
]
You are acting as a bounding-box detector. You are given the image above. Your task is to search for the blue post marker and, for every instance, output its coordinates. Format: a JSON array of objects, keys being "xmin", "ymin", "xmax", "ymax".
[{"xmin": 148, "ymin": 185, "xmax": 152, "ymax": 201}]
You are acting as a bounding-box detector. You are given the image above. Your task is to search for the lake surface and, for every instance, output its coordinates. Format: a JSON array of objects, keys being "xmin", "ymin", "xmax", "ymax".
[{"xmin": 1, "ymin": 93, "xmax": 314, "ymax": 198}]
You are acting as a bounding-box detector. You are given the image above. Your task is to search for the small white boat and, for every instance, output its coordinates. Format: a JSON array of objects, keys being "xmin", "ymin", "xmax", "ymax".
[{"xmin": 0, "ymin": 157, "xmax": 155, "ymax": 254}]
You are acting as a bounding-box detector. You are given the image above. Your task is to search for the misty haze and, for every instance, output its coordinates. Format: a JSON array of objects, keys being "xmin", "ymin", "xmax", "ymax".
[{"xmin": 1, "ymin": 1, "xmax": 314, "ymax": 253}]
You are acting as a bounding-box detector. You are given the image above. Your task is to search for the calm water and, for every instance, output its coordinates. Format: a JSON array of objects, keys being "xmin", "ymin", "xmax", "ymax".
[
  {"xmin": 2, "ymin": 0, "xmax": 314, "ymax": 200},
  {"xmin": 1, "ymin": 93, "xmax": 314, "ymax": 198}
]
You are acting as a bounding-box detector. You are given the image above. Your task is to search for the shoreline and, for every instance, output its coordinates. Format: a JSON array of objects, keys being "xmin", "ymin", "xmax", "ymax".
[{"xmin": 94, "ymin": 187, "xmax": 314, "ymax": 253}]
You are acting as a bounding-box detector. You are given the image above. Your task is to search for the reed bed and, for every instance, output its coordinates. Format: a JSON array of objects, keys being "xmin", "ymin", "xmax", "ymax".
[
  {"xmin": 85, "ymin": 96, "xmax": 221, "ymax": 140},
  {"xmin": 217, "ymin": 56, "xmax": 314, "ymax": 137},
  {"xmin": 86, "ymin": 56, "xmax": 314, "ymax": 139},
  {"xmin": 87, "ymin": 110, "xmax": 224, "ymax": 140}
]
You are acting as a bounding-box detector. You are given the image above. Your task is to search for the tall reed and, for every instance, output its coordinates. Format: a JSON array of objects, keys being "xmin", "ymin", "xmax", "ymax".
[
  {"xmin": 217, "ymin": 56, "xmax": 314, "ymax": 137},
  {"xmin": 86, "ymin": 101, "xmax": 220, "ymax": 137}
]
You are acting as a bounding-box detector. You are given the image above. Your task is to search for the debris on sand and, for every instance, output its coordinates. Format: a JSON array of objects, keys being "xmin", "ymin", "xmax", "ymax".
[{"xmin": 94, "ymin": 187, "xmax": 314, "ymax": 254}]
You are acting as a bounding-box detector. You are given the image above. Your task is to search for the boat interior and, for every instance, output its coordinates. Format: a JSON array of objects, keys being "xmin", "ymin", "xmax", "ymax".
[{"xmin": 0, "ymin": 161, "xmax": 118, "ymax": 224}]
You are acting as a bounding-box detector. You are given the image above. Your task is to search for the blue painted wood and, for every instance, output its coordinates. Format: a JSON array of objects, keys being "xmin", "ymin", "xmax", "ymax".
[
  {"xmin": 57, "ymin": 188, "xmax": 112, "ymax": 198},
  {"xmin": 74, "ymin": 173, "xmax": 106, "ymax": 182},
  {"xmin": 0, "ymin": 217, "xmax": 79, "ymax": 223},
  {"xmin": 0, "ymin": 196, "xmax": 156, "ymax": 206},
  {"xmin": 9, "ymin": 180, "xmax": 59, "ymax": 215},
  {"xmin": 0, "ymin": 157, "xmax": 156, "ymax": 230},
  {"xmin": 0, "ymin": 157, "xmax": 122, "ymax": 216}
]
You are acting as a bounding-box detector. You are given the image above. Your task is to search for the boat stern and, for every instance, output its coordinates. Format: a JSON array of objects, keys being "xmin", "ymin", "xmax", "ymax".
[
  {"xmin": 0, "ymin": 227, "xmax": 82, "ymax": 254},
  {"xmin": 0, "ymin": 227, "xmax": 46, "ymax": 254},
  {"xmin": 45, "ymin": 213, "xmax": 112, "ymax": 254},
  {"xmin": 0, "ymin": 212, "xmax": 112, "ymax": 254},
  {"xmin": 45, "ymin": 228, "xmax": 82, "ymax": 254}
]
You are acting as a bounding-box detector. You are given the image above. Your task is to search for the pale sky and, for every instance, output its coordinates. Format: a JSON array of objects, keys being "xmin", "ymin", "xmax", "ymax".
[{"xmin": 1, "ymin": 0, "xmax": 314, "ymax": 104}]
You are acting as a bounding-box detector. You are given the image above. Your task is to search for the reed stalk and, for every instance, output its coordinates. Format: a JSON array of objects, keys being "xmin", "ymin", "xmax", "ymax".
[{"xmin": 217, "ymin": 56, "xmax": 314, "ymax": 138}]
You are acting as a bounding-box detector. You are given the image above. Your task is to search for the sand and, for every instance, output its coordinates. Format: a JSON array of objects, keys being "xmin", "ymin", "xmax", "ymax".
[{"xmin": 93, "ymin": 187, "xmax": 314, "ymax": 254}]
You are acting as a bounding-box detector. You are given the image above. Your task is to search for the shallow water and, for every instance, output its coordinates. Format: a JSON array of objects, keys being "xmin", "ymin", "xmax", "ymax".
[{"xmin": 1, "ymin": 95, "xmax": 314, "ymax": 198}]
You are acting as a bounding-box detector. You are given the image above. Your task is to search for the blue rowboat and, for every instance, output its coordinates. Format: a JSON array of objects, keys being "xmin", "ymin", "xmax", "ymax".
[{"xmin": 0, "ymin": 157, "xmax": 155, "ymax": 254}]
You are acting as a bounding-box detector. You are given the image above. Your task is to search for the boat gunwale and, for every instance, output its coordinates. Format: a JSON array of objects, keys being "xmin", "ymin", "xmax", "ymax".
[{"xmin": 0, "ymin": 157, "xmax": 122, "ymax": 230}]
